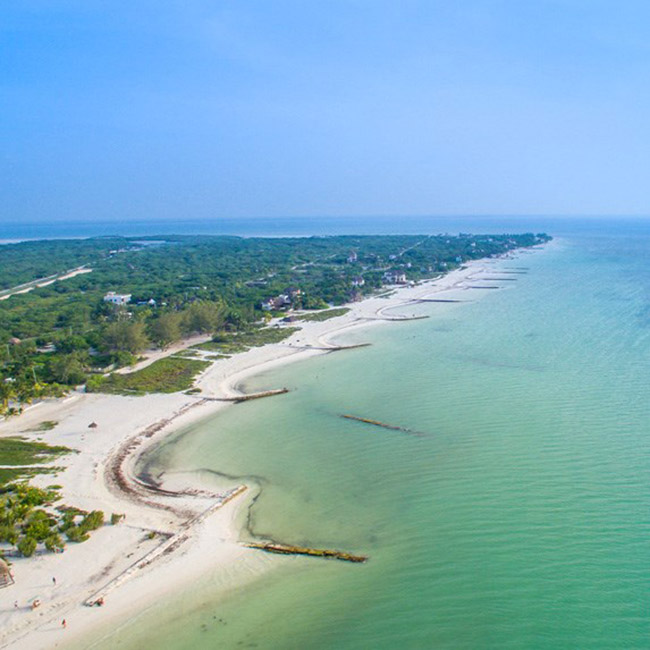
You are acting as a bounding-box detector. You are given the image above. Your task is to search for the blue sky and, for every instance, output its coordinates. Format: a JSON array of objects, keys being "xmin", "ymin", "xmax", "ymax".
[{"xmin": 2, "ymin": 0, "xmax": 650, "ymax": 222}]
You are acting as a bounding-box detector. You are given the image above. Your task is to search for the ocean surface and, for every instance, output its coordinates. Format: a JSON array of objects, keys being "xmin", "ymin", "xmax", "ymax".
[
  {"xmin": 2, "ymin": 215, "xmax": 650, "ymax": 241},
  {"xmin": 89, "ymin": 218, "xmax": 650, "ymax": 649}
]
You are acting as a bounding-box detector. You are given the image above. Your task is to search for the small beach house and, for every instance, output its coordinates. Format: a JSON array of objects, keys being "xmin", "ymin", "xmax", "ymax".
[{"xmin": 103, "ymin": 291, "xmax": 132, "ymax": 305}]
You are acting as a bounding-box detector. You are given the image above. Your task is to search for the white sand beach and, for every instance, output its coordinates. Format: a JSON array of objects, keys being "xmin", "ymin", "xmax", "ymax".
[{"xmin": 0, "ymin": 255, "xmax": 524, "ymax": 649}]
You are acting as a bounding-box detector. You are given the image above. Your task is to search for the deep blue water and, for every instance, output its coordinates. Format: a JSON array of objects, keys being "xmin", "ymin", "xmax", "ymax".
[{"xmin": 2, "ymin": 215, "xmax": 650, "ymax": 241}]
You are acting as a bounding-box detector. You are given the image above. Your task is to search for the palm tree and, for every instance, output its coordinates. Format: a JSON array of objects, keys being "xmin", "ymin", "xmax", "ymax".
[{"xmin": 0, "ymin": 379, "xmax": 15, "ymax": 414}]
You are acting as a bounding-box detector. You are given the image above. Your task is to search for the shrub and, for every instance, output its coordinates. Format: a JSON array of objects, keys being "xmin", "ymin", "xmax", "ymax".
[
  {"xmin": 65, "ymin": 526, "xmax": 89, "ymax": 543},
  {"xmin": 24, "ymin": 509, "xmax": 56, "ymax": 541},
  {"xmin": 17, "ymin": 535, "xmax": 37, "ymax": 557},
  {"xmin": 44, "ymin": 533, "xmax": 64, "ymax": 552},
  {"xmin": 0, "ymin": 525, "xmax": 17, "ymax": 545},
  {"xmin": 58, "ymin": 511, "xmax": 77, "ymax": 533},
  {"xmin": 81, "ymin": 510, "xmax": 104, "ymax": 531}
]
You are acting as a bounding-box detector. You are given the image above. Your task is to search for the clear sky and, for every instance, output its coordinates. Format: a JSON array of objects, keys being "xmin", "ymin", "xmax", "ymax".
[{"xmin": 3, "ymin": 0, "xmax": 650, "ymax": 222}]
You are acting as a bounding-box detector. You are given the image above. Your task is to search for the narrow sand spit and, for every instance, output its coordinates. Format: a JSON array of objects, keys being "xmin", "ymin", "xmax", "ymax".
[{"xmin": 0, "ymin": 251, "xmax": 540, "ymax": 649}]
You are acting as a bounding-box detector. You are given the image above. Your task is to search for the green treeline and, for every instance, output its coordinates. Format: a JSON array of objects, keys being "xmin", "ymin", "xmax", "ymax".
[
  {"xmin": 0, "ymin": 237, "xmax": 130, "ymax": 291},
  {"xmin": 0, "ymin": 232, "xmax": 550, "ymax": 413}
]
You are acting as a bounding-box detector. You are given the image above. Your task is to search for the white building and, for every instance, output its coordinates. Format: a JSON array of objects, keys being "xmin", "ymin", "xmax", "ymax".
[{"xmin": 103, "ymin": 291, "xmax": 132, "ymax": 305}]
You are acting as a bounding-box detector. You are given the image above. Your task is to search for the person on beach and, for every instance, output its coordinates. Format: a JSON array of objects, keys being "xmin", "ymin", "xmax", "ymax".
[
  {"xmin": 52, "ymin": 577, "xmax": 56, "ymax": 585},
  {"xmin": 62, "ymin": 619, "xmax": 66, "ymax": 629}
]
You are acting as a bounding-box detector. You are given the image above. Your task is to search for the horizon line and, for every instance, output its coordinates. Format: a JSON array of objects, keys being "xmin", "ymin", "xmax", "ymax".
[{"xmin": 2, "ymin": 214, "xmax": 650, "ymax": 225}]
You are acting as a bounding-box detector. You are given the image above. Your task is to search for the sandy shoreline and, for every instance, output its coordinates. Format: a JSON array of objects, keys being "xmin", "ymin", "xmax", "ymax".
[{"xmin": 0, "ymin": 250, "xmax": 542, "ymax": 649}]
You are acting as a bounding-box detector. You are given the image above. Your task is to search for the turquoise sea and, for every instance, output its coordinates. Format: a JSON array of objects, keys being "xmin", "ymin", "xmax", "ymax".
[{"xmin": 92, "ymin": 219, "xmax": 650, "ymax": 649}]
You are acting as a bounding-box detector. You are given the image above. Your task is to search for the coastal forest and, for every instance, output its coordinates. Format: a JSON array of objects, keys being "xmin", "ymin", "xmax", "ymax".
[{"xmin": 0, "ymin": 232, "xmax": 549, "ymax": 414}]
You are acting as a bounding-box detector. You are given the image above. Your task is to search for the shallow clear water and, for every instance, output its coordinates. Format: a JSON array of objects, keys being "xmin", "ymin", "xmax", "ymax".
[{"xmin": 100, "ymin": 223, "xmax": 650, "ymax": 649}]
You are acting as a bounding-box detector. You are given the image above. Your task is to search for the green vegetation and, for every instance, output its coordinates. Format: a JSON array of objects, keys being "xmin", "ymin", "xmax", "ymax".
[
  {"xmin": 236, "ymin": 326, "xmax": 299, "ymax": 347},
  {"xmin": 0, "ymin": 468, "xmax": 62, "ymax": 489},
  {"xmin": 0, "ymin": 467, "xmax": 35, "ymax": 488},
  {"xmin": 193, "ymin": 326, "xmax": 299, "ymax": 354},
  {"xmin": 0, "ymin": 482, "xmax": 104, "ymax": 556},
  {"xmin": 57, "ymin": 507, "xmax": 104, "ymax": 544},
  {"xmin": 111, "ymin": 513, "xmax": 125, "ymax": 525},
  {"xmin": 87, "ymin": 357, "xmax": 210, "ymax": 395},
  {"xmin": 26, "ymin": 420, "xmax": 58, "ymax": 432},
  {"xmin": 0, "ymin": 237, "xmax": 128, "ymax": 291},
  {"xmin": 0, "ymin": 436, "xmax": 69, "ymax": 488},
  {"xmin": 0, "ymin": 437, "xmax": 71, "ymax": 466},
  {"xmin": 0, "ymin": 232, "xmax": 551, "ymax": 413},
  {"xmin": 172, "ymin": 348, "xmax": 201, "ymax": 358},
  {"xmin": 61, "ymin": 510, "xmax": 104, "ymax": 543},
  {"xmin": 192, "ymin": 340, "xmax": 248, "ymax": 354},
  {"xmin": 296, "ymin": 307, "xmax": 350, "ymax": 322}
]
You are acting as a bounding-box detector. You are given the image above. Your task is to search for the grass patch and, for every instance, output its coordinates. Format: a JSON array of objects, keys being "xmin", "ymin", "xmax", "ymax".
[
  {"xmin": 0, "ymin": 467, "xmax": 35, "ymax": 487},
  {"xmin": 0, "ymin": 466, "xmax": 61, "ymax": 488},
  {"xmin": 193, "ymin": 326, "xmax": 299, "ymax": 354},
  {"xmin": 239, "ymin": 326, "xmax": 300, "ymax": 346},
  {"xmin": 296, "ymin": 308, "xmax": 350, "ymax": 322},
  {"xmin": 172, "ymin": 349, "xmax": 201, "ymax": 358},
  {"xmin": 87, "ymin": 357, "xmax": 210, "ymax": 395},
  {"xmin": 24, "ymin": 420, "xmax": 58, "ymax": 432},
  {"xmin": 0, "ymin": 437, "xmax": 71, "ymax": 466},
  {"xmin": 192, "ymin": 340, "xmax": 248, "ymax": 354}
]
